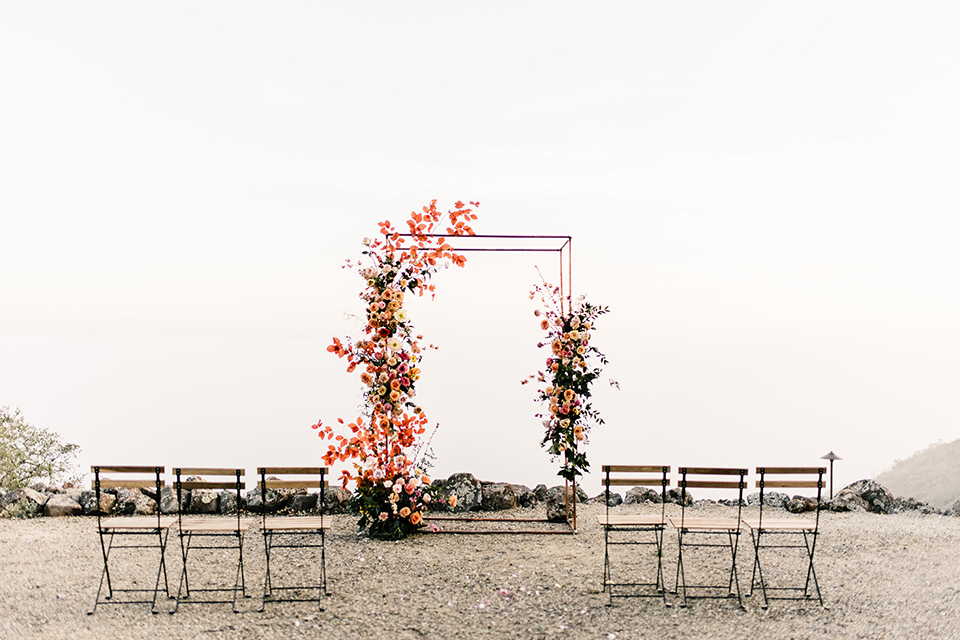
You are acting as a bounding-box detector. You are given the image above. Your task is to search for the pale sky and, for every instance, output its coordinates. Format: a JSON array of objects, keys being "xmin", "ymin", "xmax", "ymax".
[{"xmin": 2, "ymin": 2, "xmax": 959, "ymax": 496}]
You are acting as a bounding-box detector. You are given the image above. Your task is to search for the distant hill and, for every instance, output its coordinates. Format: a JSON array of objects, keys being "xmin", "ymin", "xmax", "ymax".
[{"xmin": 874, "ymin": 439, "xmax": 960, "ymax": 510}]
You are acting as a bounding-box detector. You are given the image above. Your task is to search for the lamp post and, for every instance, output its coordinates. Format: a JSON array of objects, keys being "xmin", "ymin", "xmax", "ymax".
[{"xmin": 821, "ymin": 451, "xmax": 842, "ymax": 500}]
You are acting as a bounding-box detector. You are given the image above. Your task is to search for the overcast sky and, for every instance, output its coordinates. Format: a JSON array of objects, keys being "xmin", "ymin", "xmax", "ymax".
[{"xmin": 2, "ymin": 2, "xmax": 958, "ymax": 495}]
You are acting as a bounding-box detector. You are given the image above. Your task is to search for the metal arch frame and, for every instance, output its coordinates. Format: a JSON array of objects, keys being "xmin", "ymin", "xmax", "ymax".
[{"xmin": 393, "ymin": 232, "xmax": 578, "ymax": 534}]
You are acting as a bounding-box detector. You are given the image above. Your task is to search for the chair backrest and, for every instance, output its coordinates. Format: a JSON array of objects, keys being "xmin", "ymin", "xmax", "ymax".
[
  {"xmin": 602, "ymin": 465, "xmax": 670, "ymax": 521},
  {"xmin": 755, "ymin": 466, "xmax": 825, "ymax": 529},
  {"xmin": 173, "ymin": 467, "xmax": 246, "ymax": 528},
  {"xmin": 677, "ymin": 466, "xmax": 748, "ymax": 527},
  {"xmin": 91, "ymin": 465, "xmax": 166, "ymax": 528},
  {"xmin": 257, "ymin": 467, "xmax": 328, "ymax": 524}
]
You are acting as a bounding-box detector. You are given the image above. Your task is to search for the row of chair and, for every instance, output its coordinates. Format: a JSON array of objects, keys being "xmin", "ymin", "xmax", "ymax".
[
  {"xmin": 88, "ymin": 466, "xmax": 329, "ymax": 615},
  {"xmin": 598, "ymin": 465, "xmax": 826, "ymax": 610}
]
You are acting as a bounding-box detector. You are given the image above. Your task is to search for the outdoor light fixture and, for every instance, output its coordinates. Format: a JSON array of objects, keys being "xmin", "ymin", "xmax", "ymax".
[{"xmin": 820, "ymin": 451, "xmax": 842, "ymax": 500}]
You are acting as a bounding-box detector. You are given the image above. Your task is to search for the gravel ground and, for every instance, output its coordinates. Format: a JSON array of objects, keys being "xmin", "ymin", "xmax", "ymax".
[{"xmin": 2, "ymin": 502, "xmax": 960, "ymax": 640}]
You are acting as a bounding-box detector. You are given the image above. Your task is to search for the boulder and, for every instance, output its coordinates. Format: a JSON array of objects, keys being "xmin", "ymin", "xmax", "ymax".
[
  {"xmin": 323, "ymin": 486, "xmax": 353, "ymax": 515},
  {"xmin": 546, "ymin": 499, "xmax": 571, "ymax": 523},
  {"xmin": 951, "ymin": 500, "xmax": 960, "ymax": 517},
  {"xmin": 785, "ymin": 496, "xmax": 819, "ymax": 514},
  {"xmin": 593, "ymin": 491, "xmax": 622, "ymax": 507},
  {"xmin": 44, "ymin": 494, "xmax": 82, "ymax": 517},
  {"xmin": 832, "ymin": 480, "xmax": 894, "ymax": 514},
  {"xmin": 532, "ymin": 484, "xmax": 551, "ymax": 503},
  {"xmin": 890, "ymin": 496, "xmax": 938, "ymax": 515},
  {"xmin": 510, "ymin": 484, "xmax": 536, "ymax": 507},
  {"xmin": 245, "ymin": 478, "xmax": 297, "ymax": 514},
  {"xmin": 79, "ymin": 490, "xmax": 116, "ymax": 516},
  {"xmin": 624, "ymin": 487, "xmax": 661, "ymax": 505},
  {"xmin": 747, "ymin": 491, "xmax": 789, "ymax": 508},
  {"xmin": 189, "ymin": 489, "xmax": 219, "ymax": 514},
  {"xmin": 28, "ymin": 481, "xmax": 49, "ymax": 494},
  {"xmin": 218, "ymin": 490, "xmax": 242, "ymax": 514},
  {"xmin": 433, "ymin": 473, "xmax": 483, "ymax": 513},
  {"xmin": 0, "ymin": 488, "xmax": 49, "ymax": 518},
  {"xmin": 544, "ymin": 485, "xmax": 580, "ymax": 505},
  {"xmin": 481, "ymin": 483, "xmax": 518, "ymax": 511},
  {"xmin": 287, "ymin": 493, "xmax": 318, "ymax": 513},
  {"xmin": 159, "ymin": 487, "xmax": 186, "ymax": 514},
  {"xmin": 665, "ymin": 488, "xmax": 693, "ymax": 506},
  {"xmin": 115, "ymin": 488, "xmax": 157, "ymax": 515}
]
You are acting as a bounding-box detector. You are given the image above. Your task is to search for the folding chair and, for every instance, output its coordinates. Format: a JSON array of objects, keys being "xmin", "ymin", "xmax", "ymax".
[
  {"xmin": 172, "ymin": 468, "xmax": 254, "ymax": 613},
  {"xmin": 742, "ymin": 466, "xmax": 826, "ymax": 608},
  {"xmin": 257, "ymin": 467, "xmax": 330, "ymax": 611},
  {"xmin": 89, "ymin": 465, "xmax": 174, "ymax": 614},
  {"xmin": 597, "ymin": 465, "xmax": 670, "ymax": 606},
  {"xmin": 667, "ymin": 467, "xmax": 747, "ymax": 609}
]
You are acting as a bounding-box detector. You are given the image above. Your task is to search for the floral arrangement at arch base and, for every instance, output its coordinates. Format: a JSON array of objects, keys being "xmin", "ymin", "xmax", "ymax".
[
  {"xmin": 525, "ymin": 280, "xmax": 611, "ymax": 483},
  {"xmin": 312, "ymin": 200, "xmax": 476, "ymax": 540}
]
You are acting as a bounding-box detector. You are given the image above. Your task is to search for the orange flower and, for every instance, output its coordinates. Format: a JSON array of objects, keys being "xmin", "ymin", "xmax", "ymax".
[
  {"xmin": 390, "ymin": 379, "xmax": 401, "ymax": 391},
  {"xmin": 410, "ymin": 511, "xmax": 422, "ymax": 525},
  {"xmin": 448, "ymin": 495, "xmax": 458, "ymax": 508},
  {"xmin": 563, "ymin": 389, "xmax": 574, "ymax": 401},
  {"xmin": 540, "ymin": 319, "xmax": 549, "ymax": 331},
  {"xmin": 421, "ymin": 475, "xmax": 431, "ymax": 485},
  {"xmin": 399, "ymin": 506, "xmax": 411, "ymax": 518}
]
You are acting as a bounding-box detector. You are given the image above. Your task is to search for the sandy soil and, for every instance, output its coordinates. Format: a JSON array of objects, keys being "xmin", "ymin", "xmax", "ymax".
[{"xmin": 2, "ymin": 502, "xmax": 959, "ymax": 640}]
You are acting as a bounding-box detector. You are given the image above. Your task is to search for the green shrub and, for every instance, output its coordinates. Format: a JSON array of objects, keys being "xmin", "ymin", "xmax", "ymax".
[{"xmin": 0, "ymin": 406, "xmax": 81, "ymax": 490}]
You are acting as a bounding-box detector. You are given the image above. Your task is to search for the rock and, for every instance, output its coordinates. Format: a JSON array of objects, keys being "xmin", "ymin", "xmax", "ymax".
[
  {"xmin": 546, "ymin": 499, "xmax": 571, "ymax": 523},
  {"xmin": 43, "ymin": 494, "xmax": 82, "ymax": 517},
  {"xmin": 79, "ymin": 490, "xmax": 116, "ymax": 515},
  {"xmin": 748, "ymin": 491, "xmax": 790, "ymax": 508},
  {"xmin": 665, "ymin": 488, "xmax": 693, "ymax": 506},
  {"xmin": 951, "ymin": 500, "xmax": 960, "ymax": 517},
  {"xmin": 217, "ymin": 490, "xmax": 240, "ymax": 514},
  {"xmin": 159, "ymin": 487, "xmax": 185, "ymax": 514},
  {"xmin": 593, "ymin": 491, "xmax": 622, "ymax": 507},
  {"xmin": 481, "ymin": 483, "xmax": 518, "ymax": 511},
  {"xmin": 532, "ymin": 484, "xmax": 551, "ymax": 503},
  {"xmin": 323, "ymin": 486, "xmax": 353, "ymax": 515},
  {"xmin": 287, "ymin": 493, "xmax": 318, "ymax": 513},
  {"xmin": 115, "ymin": 488, "xmax": 157, "ymax": 516},
  {"xmin": 189, "ymin": 489, "xmax": 219, "ymax": 514},
  {"xmin": 434, "ymin": 473, "xmax": 483, "ymax": 512},
  {"xmin": 544, "ymin": 485, "xmax": 579, "ymax": 505},
  {"xmin": 245, "ymin": 478, "xmax": 297, "ymax": 514},
  {"xmin": 511, "ymin": 484, "xmax": 536, "ymax": 507},
  {"xmin": 0, "ymin": 488, "xmax": 49, "ymax": 518},
  {"xmin": 28, "ymin": 481, "xmax": 49, "ymax": 494},
  {"xmin": 719, "ymin": 498, "xmax": 747, "ymax": 507},
  {"xmin": 890, "ymin": 496, "xmax": 938, "ymax": 515},
  {"xmin": 833, "ymin": 480, "xmax": 894, "ymax": 514},
  {"xmin": 624, "ymin": 486, "xmax": 662, "ymax": 505},
  {"xmin": 785, "ymin": 496, "xmax": 819, "ymax": 514}
]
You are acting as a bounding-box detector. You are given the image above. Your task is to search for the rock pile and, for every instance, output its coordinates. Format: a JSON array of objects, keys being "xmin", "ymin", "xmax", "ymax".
[{"xmin": 3, "ymin": 474, "xmax": 957, "ymax": 519}]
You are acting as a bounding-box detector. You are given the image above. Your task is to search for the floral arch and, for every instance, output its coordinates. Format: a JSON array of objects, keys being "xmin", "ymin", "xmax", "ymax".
[{"xmin": 313, "ymin": 201, "xmax": 607, "ymax": 538}]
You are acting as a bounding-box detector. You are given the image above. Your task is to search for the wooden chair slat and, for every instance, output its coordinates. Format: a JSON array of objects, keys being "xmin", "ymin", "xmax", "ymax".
[
  {"xmin": 682, "ymin": 480, "xmax": 744, "ymax": 489},
  {"xmin": 756, "ymin": 466, "xmax": 824, "ymax": 474},
  {"xmin": 258, "ymin": 467, "xmax": 328, "ymax": 475},
  {"xmin": 94, "ymin": 479, "xmax": 165, "ymax": 489},
  {"xmin": 603, "ymin": 465, "xmax": 668, "ymax": 473},
  {"xmin": 176, "ymin": 467, "xmax": 243, "ymax": 476},
  {"xmin": 605, "ymin": 478, "xmax": 665, "ymax": 487},
  {"xmin": 91, "ymin": 465, "xmax": 163, "ymax": 473},
  {"xmin": 178, "ymin": 481, "xmax": 245, "ymax": 490},
  {"xmin": 682, "ymin": 467, "xmax": 746, "ymax": 476},
  {"xmin": 760, "ymin": 480, "xmax": 820, "ymax": 488},
  {"xmin": 260, "ymin": 480, "xmax": 327, "ymax": 489}
]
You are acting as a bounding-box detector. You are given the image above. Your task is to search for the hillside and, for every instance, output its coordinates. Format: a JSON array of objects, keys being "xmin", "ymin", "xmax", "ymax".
[{"xmin": 875, "ymin": 439, "xmax": 960, "ymax": 510}]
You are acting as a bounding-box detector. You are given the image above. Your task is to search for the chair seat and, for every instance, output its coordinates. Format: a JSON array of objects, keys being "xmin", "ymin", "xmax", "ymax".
[
  {"xmin": 262, "ymin": 516, "xmax": 331, "ymax": 531},
  {"xmin": 597, "ymin": 514, "xmax": 666, "ymax": 527},
  {"xmin": 100, "ymin": 516, "xmax": 176, "ymax": 530},
  {"xmin": 741, "ymin": 517, "xmax": 816, "ymax": 531},
  {"xmin": 177, "ymin": 517, "xmax": 255, "ymax": 533},
  {"xmin": 668, "ymin": 516, "xmax": 742, "ymax": 531}
]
